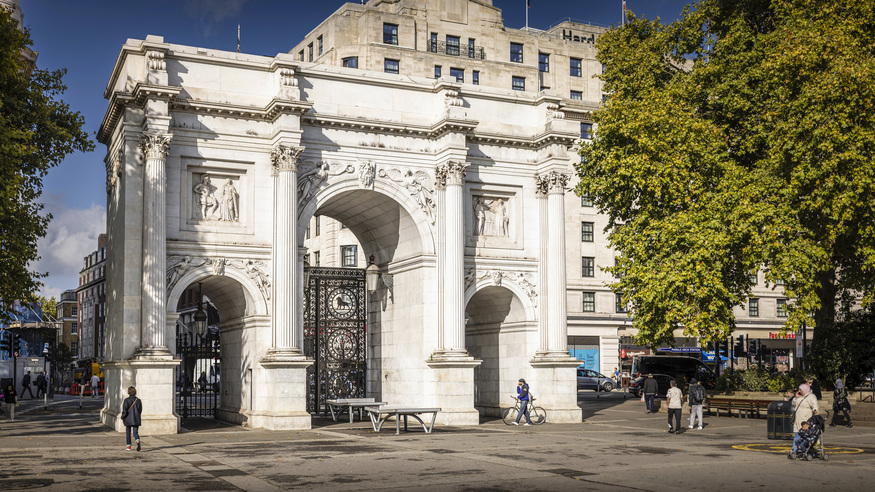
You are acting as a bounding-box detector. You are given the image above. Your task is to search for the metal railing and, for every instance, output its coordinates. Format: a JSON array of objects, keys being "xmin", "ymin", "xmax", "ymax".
[{"xmin": 427, "ymin": 41, "xmax": 486, "ymax": 60}]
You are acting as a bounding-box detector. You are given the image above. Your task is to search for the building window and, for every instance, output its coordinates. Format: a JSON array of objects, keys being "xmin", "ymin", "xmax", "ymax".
[
  {"xmin": 570, "ymin": 57, "xmax": 582, "ymax": 77},
  {"xmin": 510, "ymin": 42, "xmax": 523, "ymax": 63},
  {"xmin": 748, "ymin": 298, "xmax": 759, "ymax": 317},
  {"xmin": 305, "ymin": 224, "xmax": 310, "ymax": 239},
  {"xmin": 341, "ymin": 245, "xmax": 357, "ymax": 267},
  {"xmin": 616, "ymin": 294, "xmax": 628, "ymax": 313},
  {"xmin": 71, "ymin": 306, "xmax": 78, "ymax": 316},
  {"xmin": 317, "ymin": 36, "xmax": 323, "ymax": 56},
  {"xmin": 342, "ymin": 56, "xmax": 358, "ymax": 68},
  {"xmin": 775, "ymin": 278, "xmax": 785, "ymax": 286},
  {"xmin": 582, "ymin": 292, "xmax": 595, "ymax": 312},
  {"xmin": 570, "ymin": 90, "xmax": 583, "ymax": 100},
  {"xmin": 777, "ymin": 299, "xmax": 788, "ymax": 318},
  {"xmin": 468, "ymin": 38, "xmax": 475, "ymax": 58},
  {"xmin": 434, "ymin": 65, "xmax": 442, "ymax": 78},
  {"xmin": 384, "ymin": 58, "xmax": 400, "ymax": 74},
  {"xmin": 314, "ymin": 251, "xmax": 320, "ymax": 267},
  {"xmin": 581, "ymin": 123, "xmax": 593, "ymax": 140},
  {"xmin": 614, "ymin": 257, "xmax": 623, "ymax": 278},
  {"xmin": 430, "ymin": 32, "xmax": 437, "ymax": 52},
  {"xmin": 450, "ymin": 67, "xmax": 464, "ymax": 82},
  {"xmin": 472, "ymin": 70, "xmax": 479, "ymax": 85},
  {"xmin": 71, "ymin": 322, "xmax": 78, "ymax": 335},
  {"xmin": 308, "ymin": 43, "xmax": 313, "ymax": 62},
  {"xmin": 298, "ymin": 50, "xmax": 304, "ymax": 61},
  {"xmin": 446, "ymin": 35, "xmax": 460, "ymax": 56},
  {"xmin": 71, "ymin": 342, "xmax": 78, "ymax": 356},
  {"xmin": 314, "ymin": 216, "xmax": 320, "ymax": 236},
  {"xmin": 538, "ymin": 53, "xmax": 550, "ymax": 72},
  {"xmin": 582, "ymin": 257, "xmax": 595, "ymax": 277},
  {"xmin": 383, "ymin": 23, "xmax": 398, "ymax": 45},
  {"xmin": 512, "ymin": 76, "xmax": 525, "ymax": 91},
  {"xmin": 581, "ymin": 222, "xmax": 594, "ymax": 242},
  {"xmin": 581, "ymin": 195, "xmax": 593, "ymax": 207},
  {"xmin": 749, "ymin": 269, "xmax": 758, "ymax": 285}
]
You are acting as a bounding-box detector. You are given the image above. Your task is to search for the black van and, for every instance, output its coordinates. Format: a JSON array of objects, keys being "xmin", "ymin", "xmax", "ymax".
[{"xmin": 632, "ymin": 356, "xmax": 716, "ymax": 388}]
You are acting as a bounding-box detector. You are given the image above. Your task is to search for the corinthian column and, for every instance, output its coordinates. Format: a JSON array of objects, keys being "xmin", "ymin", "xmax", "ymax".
[
  {"xmin": 137, "ymin": 131, "xmax": 172, "ymax": 357},
  {"xmin": 266, "ymin": 144, "xmax": 305, "ymax": 359},
  {"xmin": 544, "ymin": 171, "xmax": 570, "ymax": 356},
  {"xmin": 436, "ymin": 161, "xmax": 469, "ymax": 355}
]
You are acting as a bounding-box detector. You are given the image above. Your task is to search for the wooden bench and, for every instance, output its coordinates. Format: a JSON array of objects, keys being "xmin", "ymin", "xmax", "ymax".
[
  {"xmin": 704, "ymin": 397, "xmax": 773, "ymax": 418},
  {"xmin": 364, "ymin": 406, "xmax": 441, "ymax": 435},
  {"xmin": 326, "ymin": 398, "xmax": 388, "ymax": 423}
]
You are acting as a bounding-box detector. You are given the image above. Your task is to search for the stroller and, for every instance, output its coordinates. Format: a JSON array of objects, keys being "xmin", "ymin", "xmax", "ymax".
[{"xmin": 791, "ymin": 414, "xmax": 828, "ymax": 461}]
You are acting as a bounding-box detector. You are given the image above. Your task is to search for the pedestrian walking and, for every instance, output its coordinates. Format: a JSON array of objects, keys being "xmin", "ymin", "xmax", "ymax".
[
  {"xmin": 687, "ymin": 378, "xmax": 706, "ymax": 429},
  {"xmin": 513, "ymin": 378, "xmax": 533, "ymax": 426},
  {"xmin": 3, "ymin": 383, "xmax": 17, "ymax": 422},
  {"xmin": 36, "ymin": 371, "xmax": 47, "ymax": 398},
  {"xmin": 830, "ymin": 378, "xmax": 853, "ymax": 428},
  {"xmin": 21, "ymin": 371, "xmax": 34, "ymax": 399},
  {"xmin": 122, "ymin": 386, "xmax": 142, "ymax": 451},
  {"xmin": 198, "ymin": 371, "xmax": 208, "ymax": 393},
  {"xmin": 642, "ymin": 374, "xmax": 658, "ymax": 414},
  {"xmin": 791, "ymin": 383, "xmax": 818, "ymax": 432},
  {"xmin": 613, "ymin": 367, "xmax": 621, "ymax": 386},
  {"xmin": 666, "ymin": 380, "xmax": 683, "ymax": 434},
  {"xmin": 90, "ymin": 374, "xmax": 100, "ymax": 398}
]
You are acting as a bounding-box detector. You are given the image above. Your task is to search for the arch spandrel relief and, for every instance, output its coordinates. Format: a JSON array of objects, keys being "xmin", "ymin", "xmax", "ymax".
[{"xmin": 166, "ymin": 255, "xmax": 271, "ymax": 305}]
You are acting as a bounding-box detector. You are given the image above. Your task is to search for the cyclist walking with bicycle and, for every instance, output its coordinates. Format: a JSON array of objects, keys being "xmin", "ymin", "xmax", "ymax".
[{"xmin": 513, "ymin": 378, "xmax": 533, "ymax": 426}]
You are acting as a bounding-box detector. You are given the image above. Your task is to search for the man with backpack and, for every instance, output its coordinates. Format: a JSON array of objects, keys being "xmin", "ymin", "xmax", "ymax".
[{"xmin": 688, "ymin": 378, "xmax": 706, "ymax": 430}]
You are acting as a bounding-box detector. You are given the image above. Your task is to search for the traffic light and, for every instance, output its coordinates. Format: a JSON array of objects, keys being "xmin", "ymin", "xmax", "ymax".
[
  {"xmin": 0, "ymin": 331, "xmax": 9, "ymax": 357},
  {"xmin": 734, "ymin": 335, "xmax": 745, "ymax": 357},
  {"xmin": 748, "ymin": 338, "xmax": 758, "ymax": 356},
  {"xmin": 12, "ymin": 333, "xmax": 21, "ymax": 357}
]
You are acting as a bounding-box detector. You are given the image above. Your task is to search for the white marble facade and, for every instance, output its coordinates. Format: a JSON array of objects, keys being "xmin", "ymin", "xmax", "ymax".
[{"xmin": 99, "ymin": 25, "xmax": 588, "ymax": 431}]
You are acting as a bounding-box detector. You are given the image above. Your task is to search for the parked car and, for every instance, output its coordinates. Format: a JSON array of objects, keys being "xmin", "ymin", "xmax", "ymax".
[
  {"xmin": 577, "ymin": 369, "xmax": 615, "ymax": 392},
  {"xmin": 628, "ymin": 374, "xmax": 675, "ymax": 398}
]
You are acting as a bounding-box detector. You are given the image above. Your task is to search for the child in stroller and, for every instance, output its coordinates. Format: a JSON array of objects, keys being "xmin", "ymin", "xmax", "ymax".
[{"xmin": 789, "ymin": 415, "xmax": 828, "ymax": 461}]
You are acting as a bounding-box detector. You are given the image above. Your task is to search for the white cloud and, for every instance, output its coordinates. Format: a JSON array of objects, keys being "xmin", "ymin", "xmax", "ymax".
[{"xmin": 34, "ymin": 199, "xmax": 106, "ymax": 299}]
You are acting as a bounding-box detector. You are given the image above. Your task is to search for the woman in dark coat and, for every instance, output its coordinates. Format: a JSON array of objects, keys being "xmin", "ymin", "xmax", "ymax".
[
  {"xmin": 3, "ymin": 383, "xmax": 17, "ymax": 422},
  {"xmin": 830, "ymin": 378, "xmax": 853, "ymax": 428},
  {"xmin": 121, "ymin": 386, "xmax": 143, "ymax": 451}
]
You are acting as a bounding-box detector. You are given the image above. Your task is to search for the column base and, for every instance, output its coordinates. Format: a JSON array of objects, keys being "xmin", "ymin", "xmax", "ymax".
[
  {"xmin": 248, "ymin": 411, "xmax": 312, "ymax": 430},
  {"xmin": 426, "ymin": 356, "xmax": 482, "ymax": 426},
  {"xmin": 254, "ymin": 351, "xmax": 313, "ymax": 430},
  {"xmin": 529, "ymin": 355, "xmax": 582, "ymax": 424},
  {"xmin": 101, "ymin": 358, "xmax": 181, "ymax": 435},
  {"xmin": 133, "ymin": 345, "xmax": 173, "ymax": 359}
]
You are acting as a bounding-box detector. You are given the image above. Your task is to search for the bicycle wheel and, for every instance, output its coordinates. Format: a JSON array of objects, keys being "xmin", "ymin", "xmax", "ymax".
[
  {"xmin": 530, "ymin": 406, "xmax": 547, "ymax": 425},
  {"xmin": 502, "ymin": 406, "xmax": 519, "ymax": 425}
]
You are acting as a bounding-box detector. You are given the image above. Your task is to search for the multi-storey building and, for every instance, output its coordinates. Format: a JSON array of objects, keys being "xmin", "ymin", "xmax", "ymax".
[
  {"xmin": 57, "ymin": 289, "xmax": 79, "ymax": 359},
  {"xmin": 77, "ymin": 234, "xmax": 106, "ymax": 364}
]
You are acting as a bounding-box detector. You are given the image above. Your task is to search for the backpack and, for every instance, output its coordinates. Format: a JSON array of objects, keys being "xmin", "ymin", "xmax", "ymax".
[{"xmin": 691, "ymin": 385, "xmax": 706, "ymax": 403}]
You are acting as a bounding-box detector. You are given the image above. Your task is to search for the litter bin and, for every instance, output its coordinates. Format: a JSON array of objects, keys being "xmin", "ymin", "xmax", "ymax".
[{"xmin": 767, "ymin": 400, "xmax": 794, "ymax": 440}]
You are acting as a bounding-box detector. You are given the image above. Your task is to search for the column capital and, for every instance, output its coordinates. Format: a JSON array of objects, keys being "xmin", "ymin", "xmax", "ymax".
[
  {"xmin": 139, "ymin": 131, "xmax": 172, "ymax": 161},
  {"xmin": 535, "ymin": 171, "xmax": 570, "ymax": 196},
  {"xmin": 435, "ymin": 161, "xmax": 468, "ymax": 188},
  {"xmin": 271, "ymin": 145, "xmax": 304, "ymax": 172}
]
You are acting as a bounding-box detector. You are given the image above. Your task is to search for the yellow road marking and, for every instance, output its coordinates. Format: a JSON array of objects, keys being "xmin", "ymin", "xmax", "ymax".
[{"xmin": 732, "ymin": 443, "xmax": 864, "ymax": 454}]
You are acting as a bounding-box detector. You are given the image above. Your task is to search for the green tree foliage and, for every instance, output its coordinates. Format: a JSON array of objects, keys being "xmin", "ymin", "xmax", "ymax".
[
  {"xmin": 808, "ymin": 310, "xmax": 875, "ymax": 387},
  {"xmin": 35, "ymin": 295, "xmax": 57, "ymax": 319},
  {"xmin": 577, "ymin": 1, "xmax": 875, "ymax": 348},
  {"xmin": 0, "ymin": 11, "xmax": 93, "ymax": 321}
]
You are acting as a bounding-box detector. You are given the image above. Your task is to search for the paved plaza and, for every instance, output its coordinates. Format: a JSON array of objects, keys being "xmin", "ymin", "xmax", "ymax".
[{"xmin": 1, "ymin": 392, "xmax": 874, "ymax": 491}]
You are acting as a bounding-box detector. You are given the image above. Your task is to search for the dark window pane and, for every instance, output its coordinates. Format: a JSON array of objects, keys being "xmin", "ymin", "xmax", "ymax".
[
  {"xmin": 538, "ymin": 53, "xmax": 550, "ymax": 72},
  {"xmin": 383, "ymin": 23, "xmax": 398, "ymax": 45},
  {"xmin": 581, "ymin": 222, "xmax": 594, "ymax": 242},
  {"xmin": 450, "ymin": 67, "xmax": 463, "ymax": 82},
  {"xmin": 446, "ymin": 35, "xmax": 460, "ymax": 56},
  {"xmin": 512, "ymin": 76, "xmax": 525, "ymax": 91},
  {"xmin": 510, "ymin": 42, "xmax": 523, "ymax": 63},
  {"xmin": 582, "ymin": 292, "xmax": 595, "ymax": 312},
  {"xmin": 582, "ymin": 257, "xmax": 595, "ymax": 277},
  {"xmin": 384, "ymin": 59, "xmax": 399, "ymax": 74},
  {"xmin": 570, "ymin": 57, "xmax": 582, "ymax": 77}
]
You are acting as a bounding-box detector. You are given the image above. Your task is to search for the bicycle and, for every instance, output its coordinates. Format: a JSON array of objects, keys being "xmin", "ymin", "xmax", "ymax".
[{"xmin": 502, "ymin": 396, "xmax": 547, "ymax": 425}]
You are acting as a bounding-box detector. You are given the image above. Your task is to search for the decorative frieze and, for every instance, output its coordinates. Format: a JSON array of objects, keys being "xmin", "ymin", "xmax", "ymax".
[
  {"xmin": 166, "ymin": 255, "xmax": 271, "ymax": 303},
  {"xmin": 464, "ymin": 268, "xmax": 538, "ymax": 308},
  {"xmin": 378, "ymin": 167, "xmax": 437, "ymax": 223},
  {"xmin": 297, "ymin": 161, "xmax": 355, "ymax": 209}
]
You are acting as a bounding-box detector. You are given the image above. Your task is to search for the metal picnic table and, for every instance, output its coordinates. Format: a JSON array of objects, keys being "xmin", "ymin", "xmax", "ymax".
[
  {"xmin": 326, "ymin": 398, "xmax": 388, "ymax": 423},
  {"xmin": 364, "ymin": 406, "xmax": 441, "ymax": 435}
]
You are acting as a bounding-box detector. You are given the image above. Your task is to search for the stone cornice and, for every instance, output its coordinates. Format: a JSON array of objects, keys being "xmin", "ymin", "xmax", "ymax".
[{"xmin": 98, "ymin": 84, "xmax": 181, "ymax": 145}]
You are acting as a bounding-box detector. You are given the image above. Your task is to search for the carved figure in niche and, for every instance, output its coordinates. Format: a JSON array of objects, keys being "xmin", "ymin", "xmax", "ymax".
[
  {"xmin": 473, "ymin": 197, "xmax": 489, "ymax": 236},
  {"xmin": 219, "ymin": 178, "xmax": 239, "ymax": 221},
  {"xmin": 193, "ymin": 174, "xmax": 218, "ymax": 220},
  {"xmin": 496, "ymin": 199, "xmax": 509, "ymax": 237}
]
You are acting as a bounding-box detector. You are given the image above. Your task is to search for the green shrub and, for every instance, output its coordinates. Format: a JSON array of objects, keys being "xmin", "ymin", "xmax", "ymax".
[{"xmin": 741, "ymin": 369, "xmax": 771, "ymax": 391}]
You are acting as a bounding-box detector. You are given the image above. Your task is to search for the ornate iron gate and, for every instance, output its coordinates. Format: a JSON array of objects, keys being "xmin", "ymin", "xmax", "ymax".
[
  {"xmin": 175, "ymin": 329, "xmax": 221, "ymax": 420},
  {"xmin": 304, "ymin": 267, "xmax": 367, "ymax": 413}
]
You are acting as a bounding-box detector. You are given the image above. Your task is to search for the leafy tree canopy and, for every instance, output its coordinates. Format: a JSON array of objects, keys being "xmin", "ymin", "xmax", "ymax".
[
  {"xmin": 0, "ymin": 11, "xmax": 93, "ymax": 321},
  {"xmin": 577, "ymin": 0, "xmax": 875, "ymax": 348}
]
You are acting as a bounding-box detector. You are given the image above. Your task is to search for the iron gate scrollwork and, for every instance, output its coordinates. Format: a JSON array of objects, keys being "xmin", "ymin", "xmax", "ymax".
[
  {"xmin": 176, "ymin": 329, "xmax": 221, "ymax": 420},
  {"xmin": 304, "ymin": 266, "xmax": 367, "ymax": 413}
]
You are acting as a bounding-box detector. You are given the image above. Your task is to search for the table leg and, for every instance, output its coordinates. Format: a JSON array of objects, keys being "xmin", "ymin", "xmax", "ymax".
[
  {"xmin": 396, "ymin": 413, "xmax": 401, "ymax": 435},
  {"xmin": 426, "ymin": 411, "xmax": 437, "ymax": 433},
  {"xmin": 404, "ymin": 415, "xmax": 408, "ymax": 432},
  {"xmin": 349, "ymin": 406, "xmax": 354, "ymax": 424},
  {"xmin": 328, "ymin": 404, "xmax": 337, "ymax": 422}
]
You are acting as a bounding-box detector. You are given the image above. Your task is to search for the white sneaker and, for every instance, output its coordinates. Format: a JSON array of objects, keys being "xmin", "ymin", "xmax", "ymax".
[
  {"xmin": 523, "ymin": 423, "xmax": 531, "ymax": 426},
  {"xmin": 688, "ymin": 425, "xmax": 694, "ymax": 429},
  {"xmin": 698, "ymin": 426, "xmax": 703, "ymax": 430},
  {"xmin": 511, "ymin": 422, "xmax": 519, "ymax": 426}
]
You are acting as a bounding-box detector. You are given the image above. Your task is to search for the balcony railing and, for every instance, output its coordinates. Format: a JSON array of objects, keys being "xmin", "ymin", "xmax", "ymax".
[{"xmin": 427, "ymin": 41, "xmax": 486, "ymax": 60}]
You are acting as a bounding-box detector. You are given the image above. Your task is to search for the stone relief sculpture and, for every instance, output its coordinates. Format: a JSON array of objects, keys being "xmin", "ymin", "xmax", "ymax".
[
  {"xmin": 193, "ymin": 174, "xmax": 241, "ymax": 222},
  {"xmin": 379, "ymin": 167, "xmax": 436, "ymax": 223},
  {"xmin": 297, "ymin": 161, "xmax": 355, "ymax": 208},
  {"xmin": 464, "ymin": 268, "xmax": 538, "ymax": 308},
  {"xmin": 166, "ymin": 256, "xmax": 271, "ymax": 302},
  {"xmin": 472, "ymin": 196, "xmax": 510, "ymax": 237},
  {"xmin": 357, "ymin": 160, "xmax": 375, "ymax": 189}
]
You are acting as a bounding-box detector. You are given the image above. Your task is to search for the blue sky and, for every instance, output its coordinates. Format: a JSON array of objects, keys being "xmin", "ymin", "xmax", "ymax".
[{"xmin": 25, "ymin": 0, "xmax": 692, "ymax": 298}]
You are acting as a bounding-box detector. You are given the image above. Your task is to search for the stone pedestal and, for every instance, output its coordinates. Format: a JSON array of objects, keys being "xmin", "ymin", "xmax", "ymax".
[
  {"xmin": 426, "ymin": 358, "xmax": 482, "ymax": 426},
  {"xmin": 251, "ymin": 358, "xmax": 312, "ymax": 430},
  {"xmin": 529, "ymin": 357, "xmax": 582, "ymax": 423},
  {"xmin": 100, "ymin": 358, "xmax": 180, "ymax": 435}
]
